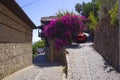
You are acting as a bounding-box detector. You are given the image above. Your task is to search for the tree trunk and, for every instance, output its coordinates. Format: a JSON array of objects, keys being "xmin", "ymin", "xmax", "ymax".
[{"xmin": 48, "ymin": 40, "xmax": 66, "ymax": 64}]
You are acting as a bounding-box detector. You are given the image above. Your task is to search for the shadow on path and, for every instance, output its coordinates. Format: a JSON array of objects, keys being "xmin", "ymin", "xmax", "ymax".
[
  {"xmin": 65, "ymin": 43, "xmax": 81, "ymax": 49},
  {"xmin": 32, "ymin": 53, "xmax": 62, "ymax": 68}
]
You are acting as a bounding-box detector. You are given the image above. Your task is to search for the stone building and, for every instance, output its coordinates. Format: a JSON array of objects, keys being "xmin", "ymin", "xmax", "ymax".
[{"xmin": 0, "ymin": 0, "xmax": 36, "ymax": 79}]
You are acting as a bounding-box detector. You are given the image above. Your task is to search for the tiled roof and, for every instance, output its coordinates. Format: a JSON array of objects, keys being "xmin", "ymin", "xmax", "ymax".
[{"xmin": 41, "ymin": 16, "xmax": 58, "ymax": 22}]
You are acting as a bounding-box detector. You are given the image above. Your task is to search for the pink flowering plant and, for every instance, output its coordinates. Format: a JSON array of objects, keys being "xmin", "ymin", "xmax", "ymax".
[{"xmin": 43, "ymin": 13, "xmax": 86, "ymax": 50}]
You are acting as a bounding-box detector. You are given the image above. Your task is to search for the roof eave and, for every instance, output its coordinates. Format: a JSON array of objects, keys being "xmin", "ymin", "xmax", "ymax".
[{"xmin": 1, "ymin": 0, "xmax": 36, "ymax": 29}]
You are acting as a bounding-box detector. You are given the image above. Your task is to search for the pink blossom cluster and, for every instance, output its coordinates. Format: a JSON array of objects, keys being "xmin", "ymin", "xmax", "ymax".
[{"xmin": 43, "ymin": 13, "xmax": 86, "ymax": 50}]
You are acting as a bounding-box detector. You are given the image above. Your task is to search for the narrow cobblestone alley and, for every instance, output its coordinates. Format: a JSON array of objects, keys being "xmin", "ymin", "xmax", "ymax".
[{"xmin": 3, "ymin": 42, "xmax": 120, "ymax": 80}]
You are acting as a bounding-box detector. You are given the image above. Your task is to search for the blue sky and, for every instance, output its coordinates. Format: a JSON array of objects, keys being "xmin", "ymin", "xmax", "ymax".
[{"xmin": 16, "ymin": 0, "xmax": 91, "ymax": 42}]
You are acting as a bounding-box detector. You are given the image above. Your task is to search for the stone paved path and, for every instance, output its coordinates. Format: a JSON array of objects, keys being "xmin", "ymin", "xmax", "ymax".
[
  {"xmin": 3, "ymin": 53, "xmax": 65, "ymax": 80},
  {"xmin": 66, "ymin": 42, "xmax": 120, "ymax": 80}
]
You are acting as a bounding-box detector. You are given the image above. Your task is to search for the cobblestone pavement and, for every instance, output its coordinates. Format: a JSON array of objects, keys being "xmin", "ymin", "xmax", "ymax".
[
  {"xmin": 3, "ymin": 53, "xmax": 65, "ymax": 80},
  {"xmin": 66, "ymin": 42, "xmax": 120, "ymax": 80}
]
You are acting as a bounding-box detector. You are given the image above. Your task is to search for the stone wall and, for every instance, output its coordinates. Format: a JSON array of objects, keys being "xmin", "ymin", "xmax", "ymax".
[
  {"xmin": 0, "ymin": 3, "xmax": 33, "ymax": 80},
  {"xmin": 0, "ymin": 43, "xmax": 32, "ymax": 79},
  {"xmin": 118, "ymin": 0, "xmax": 120, "ymax": 71},
  {"xmin": 94, "ymin": 14, "xmax": 119, "ymax": 71}
]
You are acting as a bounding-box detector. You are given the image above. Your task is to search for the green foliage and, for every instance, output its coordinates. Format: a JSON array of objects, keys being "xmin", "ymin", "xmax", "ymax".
[
  {"xmin": 56, "ymin": 10, "xmax": 74, "ymax": 18},
  {"xmin": 32, "ymin": 40, "xmax": 45, "ymax": 58},
  {"xmin": 56, "ymin": 10, "xmax": 64, "ymax": 18},
  {"xmin": 96, "ymin": 0, "xmax": 118, "ymax": 26},
  {"xmin": 89, "ymin": 11, "xmax": 98, "ymax": 33},
  {"xmin": 75, "ymin": 2, "xmax": 99, "ymax": 17},
  {"xmin": 33, "ymin": 40, "xmax": 45, "ymax": 48},
  {"xmin": 109, "ymin": 1, "xmax": 118, "ymax": 25},
  {"xmin": 83, "ymin": 2, "xmax": 93, "ymax": 17},
  {"xmin": 97, "ymin": 0, "xmax": 117, "ymax": 12},
  {"xmin": 84, "ymin": 2, "xmax": 98, "ymax": 17},
  {"xmin": 97, "ymin": 0, "xmax": 107, "ymax": 8},
  {"xmin": 75, "ymin": 3, "xmax": 82, "ymax": 13},
  {"xmin": 75, "ymin": 1, "xmax": 99, "ymax": 35}
]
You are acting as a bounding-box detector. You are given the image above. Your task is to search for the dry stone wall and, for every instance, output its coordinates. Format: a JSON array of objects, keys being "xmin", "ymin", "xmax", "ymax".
[
  {"xmin": 119, "ymin": 0, "xmax": 120, "ymax": 71},
  {"xmin": 0, "ymin": 3, "xmax": 33, "ymax": 79},
  {"xmin": 94, "ymin": 15, "xmax": 119, "ymax": 71},
  {"xmin": 0, "ymin": 43, "xmax": 32, "ymax": 79}
]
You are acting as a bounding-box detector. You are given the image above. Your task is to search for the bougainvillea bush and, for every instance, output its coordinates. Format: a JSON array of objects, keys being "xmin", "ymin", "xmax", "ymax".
[{"xmin": 43, "ymin": 13, "xmax": 86, "ymax": 50}]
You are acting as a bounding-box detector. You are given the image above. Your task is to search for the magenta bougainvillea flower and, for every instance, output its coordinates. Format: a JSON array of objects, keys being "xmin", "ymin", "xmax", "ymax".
[{"xmin": 43, "ymin": 13, "xmax": 87, "ymax": 50}]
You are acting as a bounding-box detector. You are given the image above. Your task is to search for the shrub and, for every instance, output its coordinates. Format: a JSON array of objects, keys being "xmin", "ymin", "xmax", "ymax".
[
  {"xmin": 43, "ymin": 13, "xmax": 86, "ymax": 50},
  {"xmin": 56, "ymin": 10, "xmax": 74, "ymax": 18},
  {"xmin": 109, "ymin": 1, "xmax": 118, "ymax": 25},
  {"xmin": 32, "ymin": 40, "xmax": 45, "ymax": 58},
  {"xmin": 89, "ymin": 11, "xmax": 98, "ymax": 35}
]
